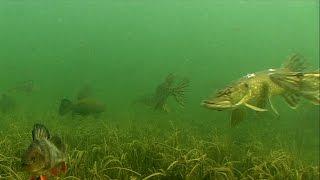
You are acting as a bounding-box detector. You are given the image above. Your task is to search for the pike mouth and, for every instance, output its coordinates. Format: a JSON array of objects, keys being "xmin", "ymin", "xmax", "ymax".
[{"xmin": 201, "ymin": 100, "xmax": 234, "ymax": 110}]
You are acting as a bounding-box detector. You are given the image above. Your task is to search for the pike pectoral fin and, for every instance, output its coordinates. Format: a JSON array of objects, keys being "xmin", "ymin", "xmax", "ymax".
[
  {"xmin": 268, "ymin": 97, "xmax": 279, "ymax": 116},
  {"xmin": 282, "ymin": 93, "xmax": 300, "ymax": 109},
  {"xmin": 230, "ymin": 108, "xmax": 246, "ymax": 127},
  {"xmin": 244, "ymin": 103, "xmax": 268, "ymax": 112}
]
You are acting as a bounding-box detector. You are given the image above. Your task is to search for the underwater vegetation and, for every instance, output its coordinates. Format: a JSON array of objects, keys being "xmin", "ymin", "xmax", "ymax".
[
  {"xmin": 0, "ymin": 112, "xmax": 319, "ymax": 179},
  {"xmin": 0, "ymin": 55, "xmax": 318, "ymax": 179}
]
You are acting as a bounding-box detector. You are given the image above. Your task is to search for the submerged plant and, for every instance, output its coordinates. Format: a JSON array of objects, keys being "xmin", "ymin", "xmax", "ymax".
[{"xmin": 0, "ymin": 111, "xmax": 318, "ymax": 179}]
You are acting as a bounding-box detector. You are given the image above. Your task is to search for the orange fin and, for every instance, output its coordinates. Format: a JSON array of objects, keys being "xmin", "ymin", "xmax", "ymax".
[
  {"xmin": 61, "ymin": 161, "xmax": 68, "ymax": 173},
  {"xmin": 40, "ymin": 175, "xmax": 48, "ymax": 180},
  {"xmin": 50, "ymin": 166, "xmax": 59, "ymax": 176},
  {"xmin": 50, "ymin": 161, "xmax": 68, "ymax": 176}
]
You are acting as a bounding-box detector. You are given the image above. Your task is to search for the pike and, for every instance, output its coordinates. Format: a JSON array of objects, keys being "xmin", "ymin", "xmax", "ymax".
[{"xmin": 201, "ymin": 54, "xmax": 319, "ymax": 127}]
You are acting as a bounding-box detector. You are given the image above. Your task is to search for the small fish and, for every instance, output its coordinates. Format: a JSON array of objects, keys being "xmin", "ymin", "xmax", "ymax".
[
  {"xmin": 7, "ymin": 80, "xmax": 36, "ymax": 94},
  {"xmin": 59, "ymin": 98, "xmax": 105, "ymax": 117},
  {"xmin": 76, "ymin": 84, "xmax": 93, "ymax": 101},
  {"xmin": 137, "ymin": 73, "xmax": 190, "ymax": 112},
  {"xmin": 201, "ymin": 54, "xmax": 319, "ymax": 127},
  {"xmin": 21, "ymin": 124, "xmax": 67, "ymax": 180},
  {"xmin": 0, "ymin": 93, "xmax": 16, "ymax": 113}
]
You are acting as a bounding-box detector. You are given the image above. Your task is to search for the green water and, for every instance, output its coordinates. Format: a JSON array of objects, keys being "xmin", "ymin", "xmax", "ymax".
[{"xmin": 0, "ymin": 0, "xmax": 319, "ymax": 179}]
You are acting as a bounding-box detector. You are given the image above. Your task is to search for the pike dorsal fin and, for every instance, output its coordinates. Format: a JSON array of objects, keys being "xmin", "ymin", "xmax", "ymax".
[
  {"xmin": 32, "ymin": 124, "xmax": 50, "ymax": 141},
  {"xmin": 50, "ymin": 135, "xmax": 66, "ymax": 153},
  {"xmin": 282, "ymin": 54, "xmax": 308, "ymax": 72},
  {"xmin": 230, "ymin": 108, "xmax": 246, "ymax": 127}
]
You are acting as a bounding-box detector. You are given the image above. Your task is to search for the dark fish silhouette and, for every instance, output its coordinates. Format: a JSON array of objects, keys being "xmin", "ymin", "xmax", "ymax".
[
  {"xmin": 76, "ymin": 84, "xmax": 92, "ymax": 101},
  {"xmin": 137, "ymin": 73, "xmax": 190, "ymax": 112},
  {"xmin": 0, "ymin": 93, "xmax": 16, "ymax": 113},
  {"xmin": 59, "ymin": 98, "xmax": 105, "ymax": 117},
  {"xmin": 7, "ymin": 80, "xmax": 36, "ymax": 94}
]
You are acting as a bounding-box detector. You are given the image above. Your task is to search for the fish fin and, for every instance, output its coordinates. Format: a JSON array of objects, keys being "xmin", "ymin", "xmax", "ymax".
[
  {"xmin": 255, "ymin": 96, "xmax": 268, "ymax": 109},
  {"xmin": 76, "ymin": 84, "xmax": 92, "ymax": 100},
  {"xmin": 244, "ymin": 103, "xmax": 268, "ymax": 112},
  {"xmin": 300, "ymin": 71, "xmax": 320, "ymax": 104},
  {"xmin": 270, "ymin": 71, "xmax": 320, "ymax": 105},
  {"xmin": 282, "ymin": 93, "xmax": 300, "ymax": 109},
  {"xmin": 39, "ymin": 175, "xmax": 48, "ymax": 180},
  {"xmin": 163, "ymin": 103, "xmax": 170, "ymax": 113},
  {"xmin": 165, "ymin": 73, "xmax": 175, "ymax": 86},
  {"xmin": 61, "ymin": 161, "xmax": 68, "ymax": 173},
  {"xmin": 234, "ymin": 94, "xmax": 251, "ymax": 107},
  {"xmin": 230, "ymin": 108, "xmax": 246, "ymax": 127},
  {"xmin": 282, "ymin": 53, "xmax": 308, "ymax": 72},
  {"xmin": 299, "ymin": 91, "xmax": 320, "ymax": 105},
  {"xmin": 50, "ymin": 161, "xmax": 67, "ymax": 176},
  {"xmin": 50, "ymin": 167, "xmax": 59, "ymax": 176},
  {"xmin": 268, "ymin": 97, "xmax": 279, "ymax": 116},
  {"xmin": 172, "ymin": 78, "xmax": 190, "ymax": 107},
  {"xmin": 59, "ymin": 98, "xmax": 73, "ymax": 115},
  {"xmin": 32, "ymin": 124, "xmax": 50, "ymax": 141},
  {"xmin": 269, "ymin": 71, "xmax": 303, "ymax": 92},
  {"xmin": 50, "ymin": 135, "xmax": 66, "ymax": 153}
]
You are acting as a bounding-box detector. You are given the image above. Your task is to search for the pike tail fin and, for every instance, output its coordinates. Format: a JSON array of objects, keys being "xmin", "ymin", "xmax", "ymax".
[
  {"xmin": 299, "ymin": 70, "xmax": 320, "ymax": 105},
  {"xmin": 270, "ymin": 70, "xmax": 320, "ymax": 105}
]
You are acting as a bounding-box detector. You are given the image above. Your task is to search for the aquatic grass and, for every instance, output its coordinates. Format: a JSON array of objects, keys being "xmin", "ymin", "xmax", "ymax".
[{"xmin": 0, "ymin": 110, "xmax": 319, "ymax": 179}]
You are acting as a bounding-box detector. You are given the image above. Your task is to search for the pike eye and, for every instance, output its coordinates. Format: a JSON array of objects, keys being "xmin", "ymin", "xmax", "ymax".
[{"xmin": 243, "ymin": 83, "xmax": 249, "ymax": 88}]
